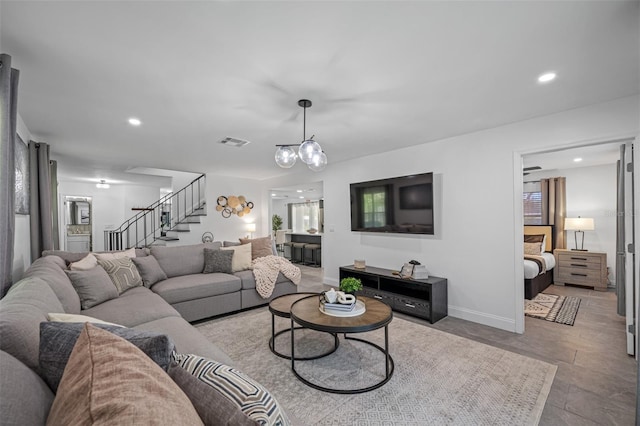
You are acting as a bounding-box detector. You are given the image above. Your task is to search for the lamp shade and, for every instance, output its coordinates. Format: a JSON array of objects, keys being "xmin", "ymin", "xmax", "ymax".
[
  {"xmin": 246, "ymin": 223, "xmax": 256, "ymax": 233},
  {"xmin": 275, "ymin": 146, "xmax": 297, "ymax": 168},
  {"xmin": 564, "ymin": 217, "xmax": 595, "ymax": 231}
]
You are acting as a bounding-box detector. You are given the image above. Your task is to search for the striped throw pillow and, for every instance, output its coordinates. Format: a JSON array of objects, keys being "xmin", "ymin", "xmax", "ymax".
[{"xmin": 173, "ymin": 352, "xmax": 290, "ymax": 426}]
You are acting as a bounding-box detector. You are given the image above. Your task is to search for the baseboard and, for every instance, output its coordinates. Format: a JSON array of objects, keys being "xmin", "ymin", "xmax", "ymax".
[{"xmin": 448, "ymin": 305, "xmax": 517, "ymax": 333}]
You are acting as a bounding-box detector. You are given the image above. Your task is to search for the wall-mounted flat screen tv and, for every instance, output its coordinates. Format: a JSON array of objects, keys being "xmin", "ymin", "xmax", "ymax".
[{"xmin": 350, "ymin": 172, "xmax": 434, "ymax": 235}]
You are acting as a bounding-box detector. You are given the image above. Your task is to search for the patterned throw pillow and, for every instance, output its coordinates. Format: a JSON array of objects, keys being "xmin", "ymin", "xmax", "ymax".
[
  {"xmin": 203, "ymin": 248, "xmax": 234, "ymax": 274},
  {"xmin": 173, "ymin": 352, "xmax": 290, "ymax": 426},
  {"xmin": 524, "ymin": 242, "xmax": 543, "ymax": 256},
  {"xmin": 97, "ymin": 257, "xmax": 143, "ymax": 294},
  {"xmin": 46, "ymin": 324, "xmax": 203, "ymax": 425},
  {"xmin": 65, "ymin": 267, "xmax": 119, "ymax": 309}
]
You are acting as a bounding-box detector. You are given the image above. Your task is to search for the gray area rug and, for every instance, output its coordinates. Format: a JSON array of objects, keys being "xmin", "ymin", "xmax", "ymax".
[
  {"xmin": 196, "ymin": 308, "xmax": 556, "ymax": 425},
  {"xmin": 525, "ymin": 293, "xmax": 581, "ymax": 326}
]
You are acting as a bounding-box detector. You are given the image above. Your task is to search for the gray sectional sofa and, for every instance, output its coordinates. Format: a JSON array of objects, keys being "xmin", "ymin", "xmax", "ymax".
[{"xmin": 0, "ymin": 242, "xmax": 298, "ymax": 425}]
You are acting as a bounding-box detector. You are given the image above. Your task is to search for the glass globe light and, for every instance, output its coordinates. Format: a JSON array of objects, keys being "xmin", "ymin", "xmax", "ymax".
[
  {"xmin": 298, "ymin": 139, "xmax": 322, "ymax": 164},
  {"xmin": 308, "ymin": 151, "xmax": 327, "ymax": 172},
  {"xmin": 275, "ymin": 146, "xmax": 297, "ymax": 168}
]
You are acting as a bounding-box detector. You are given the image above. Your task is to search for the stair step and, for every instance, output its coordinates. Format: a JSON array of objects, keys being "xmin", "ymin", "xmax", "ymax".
[
  {"xmin": 157, "ymin": 236, "xmax": 179, "ymax": 241},
  {"xmin": 179, "ymin": 217, "xmax": 201, "ymax": 224}
]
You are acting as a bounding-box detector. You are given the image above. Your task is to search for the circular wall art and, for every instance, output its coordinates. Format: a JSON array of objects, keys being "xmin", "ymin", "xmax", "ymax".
[{"xmin": 216, "ymin": 195, "xmax": 253, "ymax": 218}]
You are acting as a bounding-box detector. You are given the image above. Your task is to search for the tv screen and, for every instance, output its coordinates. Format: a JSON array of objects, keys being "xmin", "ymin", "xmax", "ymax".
[{"xmin": 350, "ymin": 172, "xmax": 434, "ymax": 235}]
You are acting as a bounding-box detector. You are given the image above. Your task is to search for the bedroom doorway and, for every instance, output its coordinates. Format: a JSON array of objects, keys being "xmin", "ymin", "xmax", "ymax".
[{"xmin": 517, "ymin": 137, "xmax": 638, "ymax": 352}]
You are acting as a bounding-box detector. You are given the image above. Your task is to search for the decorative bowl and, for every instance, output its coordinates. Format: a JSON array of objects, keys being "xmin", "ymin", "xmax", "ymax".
[{"xmin": 307, "ymin": 228, "xmax": 318, "ymax": 234}]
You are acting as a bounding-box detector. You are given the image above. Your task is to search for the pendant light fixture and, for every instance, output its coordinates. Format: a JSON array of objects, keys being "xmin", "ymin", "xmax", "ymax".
[{"xmin": 275, "ymin": 99, "xmax": 327, "ymax": 171}]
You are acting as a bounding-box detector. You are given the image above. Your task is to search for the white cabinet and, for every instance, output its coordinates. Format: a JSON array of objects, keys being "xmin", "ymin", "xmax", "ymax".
[{"xmin": 66, "ymin": 234, "xmax": 90, "ymax": 252}]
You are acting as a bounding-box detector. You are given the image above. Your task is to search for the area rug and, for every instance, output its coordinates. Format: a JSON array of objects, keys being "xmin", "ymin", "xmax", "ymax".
[
  {"xmin": 195, "ymin": 308, "xmax": 556, "ymax": 425},
  {"xmin": 525, "ymin": 293, "xmax": 581, "ymax": 326}
]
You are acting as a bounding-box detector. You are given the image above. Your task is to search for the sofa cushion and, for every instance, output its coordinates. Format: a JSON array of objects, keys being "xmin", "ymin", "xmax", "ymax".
[
  {"xmin": 97, "ymin": 256, "xmax": 143, "ymax": 294},
  {"xmin": 0, "ymin": 350, "xmax": 54, "ymax": 426},
  {"xmin": 46, "ymin": 324, "xmax": 203, "ymax": 426},
  {"xmin": 203, "ymin": 248, "xmax": 234, "ymax": 274},
  {"xmin": 151, "ymin": 274, "xmax": 242, "ymax": 304},
  {"xmin": 235, "ymin": 270, "xmax": 289, "ymax": 290},
  {"xmin": 69, "ymin": 253, "xmax": 98, "ymax": 270},
  {"xmin": 42, "ymin": 248, "xmax": 148, "ymax": 264},
  {"xmin": 151, "ymin": 242, "xmax": 222, "ymax": 278},
  {"xmin": 131, "ymin": 254, "xmax": 167, "ymax": 287},
  {"xmin": 65, "ymin": 266, "xmax": 119, "ymax": 309},
  {"xmin": 0, "ymin": 276, "xmax": 65, "ymax": 370},
  {"xmin": 134, "ymin": 316, "xmax": 235, "ymax": 366},
  {"xmin": 221, "ymin": 243, "xmax": 253, "ymax": 272},
  {"xmin": 240, "ymin": 236, "xmax": 274, "ymax": 259},
  {"xmin": 23, "ymin": 255, "xmax": 81, "ymax": 314},
  {"xmin": 93, "ymin": 247, "xmax": 136, "ymax": 261},
  {"xmin": 39, "ymin": 321, "xmax": 175, "ymax": 392},
  {"xmin": 168, "ymin": 362, "xmax": 258, "ymax": 426},
  {"xmin": 82, "ymin": 286, "xmax": 181, "ymax": 327},
  {"xmin": 173, "ymin": 352, "xmax": 290, "ymax": 426}
]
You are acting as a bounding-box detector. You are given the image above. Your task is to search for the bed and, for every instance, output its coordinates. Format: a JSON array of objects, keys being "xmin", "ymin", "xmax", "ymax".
[{"xmin": 524, "ymin": 225, "xmax": 555, "ymax": 299}]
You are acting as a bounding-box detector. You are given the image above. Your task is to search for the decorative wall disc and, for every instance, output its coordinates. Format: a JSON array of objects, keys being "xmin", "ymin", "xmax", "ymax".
[{"xmin": 216, "ymin": 195, "xmax": 253, "ymax": 218}]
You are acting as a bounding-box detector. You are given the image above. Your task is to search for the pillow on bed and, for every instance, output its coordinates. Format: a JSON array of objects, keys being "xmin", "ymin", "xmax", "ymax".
[
  {"xmin": 524, "ymin": 242, "xmax": 543, "ymax": 256},
  {"xmin": 524, "ymin": 234, "xmax": 546, "ymax": 254}
]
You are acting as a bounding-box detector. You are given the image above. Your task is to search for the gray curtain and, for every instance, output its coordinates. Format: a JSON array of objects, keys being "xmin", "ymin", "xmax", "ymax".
[
  {"xmin": 29, "ymin": 141, "xmax": 55, "ymax": 260},
  {"xmin": 0, "ymin": 54, "xmax": 19, "ymax": 298},
  {"xmin": 50, "ymin": 160, "xmax": 59, "ymax": 250},
  {"xmin": 616, "ymin": 150, "xmax": 626, "ymax": 316},
  {"xmin": 540, "ymin": 177, "xmax": 567, "ymax": 249}
]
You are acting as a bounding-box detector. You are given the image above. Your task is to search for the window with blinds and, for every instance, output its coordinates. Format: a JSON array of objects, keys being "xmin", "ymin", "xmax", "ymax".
[{"xmin": 523, "ymin": 181, "xmax": 542, "ymax": 225}]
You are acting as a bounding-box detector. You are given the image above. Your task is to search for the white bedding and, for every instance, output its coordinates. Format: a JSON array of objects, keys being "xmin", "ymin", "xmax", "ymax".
[{"xmin": 524, "ymin": 252, "xmax": 556, "ymax": 279}]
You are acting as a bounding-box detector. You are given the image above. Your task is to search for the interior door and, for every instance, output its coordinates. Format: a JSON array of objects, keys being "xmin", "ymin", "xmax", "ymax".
[{"xmin": 617, "ymin": 142, "xmax": 636, "ymax": 355}]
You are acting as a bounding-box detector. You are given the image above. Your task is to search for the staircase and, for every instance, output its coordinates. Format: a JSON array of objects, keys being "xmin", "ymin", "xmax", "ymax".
[{"xmin": 104, "ymin": 174, "xmax": 206, "ymax": 250}]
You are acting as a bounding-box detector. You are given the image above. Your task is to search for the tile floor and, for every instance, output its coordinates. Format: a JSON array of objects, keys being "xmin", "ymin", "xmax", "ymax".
[{"xmin": 296, "ymin": 265, "xmax": 637, "ymax": 425}]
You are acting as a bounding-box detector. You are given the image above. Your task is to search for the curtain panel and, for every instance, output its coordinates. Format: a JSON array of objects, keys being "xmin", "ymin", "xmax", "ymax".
[
  {"xmin": 0, "ymin": 54, "xmax": 19, "ymax": 298},
  {"xmin": 540, "ymin": 177, "xmax": 567, "ymax": 250},
  {"xmin": 29, "ymin": 141, "xmax": 56, "ymax": 260}
]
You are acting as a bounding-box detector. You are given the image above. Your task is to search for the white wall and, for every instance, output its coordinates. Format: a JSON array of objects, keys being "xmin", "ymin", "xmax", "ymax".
[
  {"xmin": 12, "ymin": 114, "xmax": 31, "ymax": 281},
  {"xmin": 527, "ymin": 163, "xmax": 617, "ymax": 285},
  {"xmin": 57, "ymin": 181, "xmax": 161, "ymax": 251},
  {"xmin": 270, "ymin": 198, "xmax": 289, "ymax": 233},
  {"xmin": 165, "ymin": 173, "xmax": 267, "ymax": 246},
  {"xmin": 263, "ymin": 95, "xmax": 639, "ymax": 333}
]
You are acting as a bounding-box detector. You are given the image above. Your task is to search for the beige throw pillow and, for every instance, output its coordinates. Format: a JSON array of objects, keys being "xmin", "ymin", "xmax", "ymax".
[
  {"xmin": 94, "ymin": 247, "xmax": 136, "ymax": 261},
  {"xmin": 239, "ymin": 236, "xmax": 274, "ymax": 259},
  {"xmin": 68, "ymin": 253, "xmax": 98, "ymax": 271},
  {"xmin": 221, "ymin": 243, "xmax": 252, "ymax": 272},
  {"xmin": 46, "ymin": 323, "xmax": 203, "ymax": 425},
  {"xmin": 524, "ymin": 242, "xmax": 543, "ymax": 256},
  {"xmin": 47, "ymin": 313, "xmax": 123, "ymax": 327}
]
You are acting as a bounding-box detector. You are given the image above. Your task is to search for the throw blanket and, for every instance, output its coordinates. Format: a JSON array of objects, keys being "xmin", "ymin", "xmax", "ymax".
[
  {"xmin": 252, "ymin": 255, "xmax": 301, "ymax": 298},
  {"xmin": 524, "ymin": 254, "xmax": 547, "ymax": 276}
]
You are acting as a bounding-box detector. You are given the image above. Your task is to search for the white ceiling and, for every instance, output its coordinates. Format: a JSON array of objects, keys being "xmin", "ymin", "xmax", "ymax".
[{"xmin": 1, "ymin": 1, "xmax": 638, "ymax": 183}]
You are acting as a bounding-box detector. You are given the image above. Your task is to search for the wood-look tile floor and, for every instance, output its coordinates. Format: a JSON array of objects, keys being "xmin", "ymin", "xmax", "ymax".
[{"xmin": 297, "ymin": 265, "xmax": 637, "ymax": 425}]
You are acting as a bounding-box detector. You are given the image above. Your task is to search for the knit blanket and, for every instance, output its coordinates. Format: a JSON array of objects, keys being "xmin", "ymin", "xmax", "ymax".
[{"xmin": 252, "ymin": 255, "xmax": 301, "ymax": 298}]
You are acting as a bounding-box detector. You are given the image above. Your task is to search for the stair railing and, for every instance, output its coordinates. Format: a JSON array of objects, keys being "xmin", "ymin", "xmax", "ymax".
[{"xmin": 104, "ymin": 174, "xmax": 206, "ymax": 250}]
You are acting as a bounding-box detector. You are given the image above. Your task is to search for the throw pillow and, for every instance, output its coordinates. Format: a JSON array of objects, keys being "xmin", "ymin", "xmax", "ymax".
[
  {"xmin": 203, "ymin": 248, "xmax": 234, "ymax": 274},
  {"xmin": 173, "ymin": 352, "xmax": 290, "ymax": 426},
  {"xmin": 524, "ymin": 234, "xmax": 546, "ymax": 254},
  {"xmin": 524, "ymin": 242, "xmax": 543, "ymax": 256},
  {"xmin": 46, "ymin": 324, "xmax": 203, "ymax": 425},
  {"xmin": 65, "ymin": 267, "xmax": 119, "ymax": 309},
  {"xmin": 93, "ymin": 247, "xmax": 136, "ymax": 261},
  {"xmin": 168, "ymin": 363, "xmax": 257, "ymax": 426},
  {"xmin": 68, "ymin": 253, "xmax": 98, "ymax": 271},
  {"xmin": 131, "ymin": 255, "xmax": 167, "ymax": 288},
  {"xmin": 46, "ymin": 312, "xmax": 123, "ymax": 327},
  {"xmin": 39, "ymin": 321, "xmax": 175, "ymax": 393},
  {"xmin": 239, "ymin": 236, "xmax": 274, "ymax": 260},
  {"xmin": 97, "ymin": 257, "xmax": 143, "ymax": 294},
  {"xmin": 221, "ymin": 243, "xmax": 253, "ymax": 272}
]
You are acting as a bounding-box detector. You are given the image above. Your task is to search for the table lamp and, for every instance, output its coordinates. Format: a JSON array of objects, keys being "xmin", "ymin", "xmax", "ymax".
[
  {"xmin": 246, "ymin": 223, "xmax": 256, "ymax": 239},
  {"xmin": 564, "ymin": 217, "xmax": 594, "ymax": 251}
]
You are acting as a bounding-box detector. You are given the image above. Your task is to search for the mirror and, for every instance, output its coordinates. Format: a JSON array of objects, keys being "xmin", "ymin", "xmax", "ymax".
[{"xmin": 66, "ymin": 197, "xmax": 92, "ymax": 225}]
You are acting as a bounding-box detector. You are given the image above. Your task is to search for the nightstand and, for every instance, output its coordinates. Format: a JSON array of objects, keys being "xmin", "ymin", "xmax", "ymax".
[{"xmin": 554, "ymin": 249, "xmax": 607, "ymax": 291}]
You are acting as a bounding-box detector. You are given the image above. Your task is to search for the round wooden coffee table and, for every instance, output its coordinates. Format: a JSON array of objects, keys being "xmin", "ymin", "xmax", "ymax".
[
  {"xmin": 268, "ymin": 292, "xmax": 339, "ymax": 360},
  {"xmin": 290, "ymin": 295, "xmax": 394, "ymax": 394}
]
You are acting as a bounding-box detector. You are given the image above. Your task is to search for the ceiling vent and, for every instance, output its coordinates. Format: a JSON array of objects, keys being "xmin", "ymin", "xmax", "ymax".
[{"xmin": 220, "ymin": 137, "xmax": 251, "ymax": 148}]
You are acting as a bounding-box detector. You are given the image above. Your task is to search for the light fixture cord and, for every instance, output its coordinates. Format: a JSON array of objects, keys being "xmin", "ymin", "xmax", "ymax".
[{"xmin": 302, "ymin": 105, "xmax": 306, "ymax": 141}]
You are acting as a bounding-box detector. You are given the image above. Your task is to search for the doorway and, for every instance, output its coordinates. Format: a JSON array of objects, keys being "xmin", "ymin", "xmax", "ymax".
[{"xmin": 63, "ymin": 195, "xmax": 93, "ymax": 252}]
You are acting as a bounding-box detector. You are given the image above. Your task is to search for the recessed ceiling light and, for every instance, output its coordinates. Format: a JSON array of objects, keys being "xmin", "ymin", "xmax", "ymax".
[
  {"xmin": 537, "ymin": 72, "xmax": 556, "ymax": 83},
  {"xmin": 271, "ymin": 193, "xmax": 276, "ymax": 197},
  {"xmin": 299, "ymin": 196, "xmax": 304, "ymax": 199},
  {"xmin": 296, "ymin": 190, "xmax": 303, "ymax": 193},
  {"xmin": 573, "ymin": 157, "xmax": 583, "ymax": 162},
  {"xmin": 128, "ymin": 117, "xmax": 142, "ymax": 126}
]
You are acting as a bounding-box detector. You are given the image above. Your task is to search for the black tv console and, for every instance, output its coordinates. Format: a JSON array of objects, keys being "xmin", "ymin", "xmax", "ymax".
[{"xmin": 339, "ymin": 265, "xmax": 448, "ymax": 324}]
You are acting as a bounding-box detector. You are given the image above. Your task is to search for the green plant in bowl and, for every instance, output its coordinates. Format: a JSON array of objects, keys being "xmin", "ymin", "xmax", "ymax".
[{"xmin": 339, "ymin": 277, "xmax": 363, "ymax": 294}]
